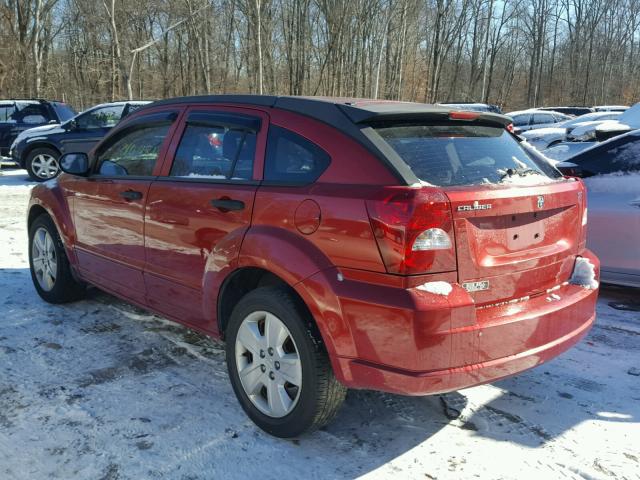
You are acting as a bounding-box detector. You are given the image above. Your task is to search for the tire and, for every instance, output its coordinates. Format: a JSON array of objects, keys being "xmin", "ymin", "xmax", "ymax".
[
  {"xmin": 225, "ymin": 286, "xmax": 346, "ymax": 438},
  {"xmin": 26, "ymin": 147, "xmax": 60, "ymax": 182},
  {"xmin": 29, "ymin": 214, "xmax": 85, "ymax": 303}
]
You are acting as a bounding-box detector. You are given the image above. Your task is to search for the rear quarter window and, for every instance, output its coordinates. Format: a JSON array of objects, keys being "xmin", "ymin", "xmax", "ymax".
[
  {"xmin": 264, "ymin": 126, "xmax": 330, "ymax": 184},
  {"xmin": 533, "ymin": 113, "xmax": 554, "ymax": 124}
]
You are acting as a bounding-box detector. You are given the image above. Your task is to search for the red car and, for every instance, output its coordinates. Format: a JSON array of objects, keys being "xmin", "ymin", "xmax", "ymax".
[{"xmin": 27, "ymin": 96, "xmax": 599, "ymax": 438}]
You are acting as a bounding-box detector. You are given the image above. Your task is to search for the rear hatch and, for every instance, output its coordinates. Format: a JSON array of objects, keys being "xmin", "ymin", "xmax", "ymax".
[
  {"xmin": 369, "ymin": 117, "xmax": 586, "ymax": 305},
  {"xmin": 445, "ymin": 181, "xmax": 583, "ymax": 305}
]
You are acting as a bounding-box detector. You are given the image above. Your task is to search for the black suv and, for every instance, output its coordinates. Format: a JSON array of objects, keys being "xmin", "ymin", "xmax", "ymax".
[
  {"xmin": 10, "ymin": 101, "xmax": 149, "ymax": 181},
  {"xmin": 1, "ymin": 100, "xmax": 76, "ymax": 160}
]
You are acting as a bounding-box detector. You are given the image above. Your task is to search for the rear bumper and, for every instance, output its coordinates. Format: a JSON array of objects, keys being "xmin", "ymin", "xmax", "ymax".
[{"xmin": 302, "ymin": 250, "xmax": 599, "ymax": 396}]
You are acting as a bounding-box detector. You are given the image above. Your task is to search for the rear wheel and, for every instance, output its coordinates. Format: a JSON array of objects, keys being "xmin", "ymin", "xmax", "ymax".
[
  {"xmin": 26, "ymin": 147, "xmax": 60, "ymax": 181},
  {"xmin": 29, "ymin": 214, "xmax": 84, "ymax": 303},
  {"xmin": 226, "ymin": 286, "xmax": 346, "ymax": 437}
]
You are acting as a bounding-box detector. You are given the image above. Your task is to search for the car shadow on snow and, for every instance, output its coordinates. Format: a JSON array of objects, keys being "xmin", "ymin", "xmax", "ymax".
[
  {"xmin": 0, "ymin": 166, "xmax": 35, "ymax": 186},
  {"xmin": 1, "ymin": 268, "xmax": 638, "ymax": 477}
]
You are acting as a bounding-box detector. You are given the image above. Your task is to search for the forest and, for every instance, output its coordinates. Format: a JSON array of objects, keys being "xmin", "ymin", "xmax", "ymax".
[{"xmin": 1, "ymin": 0, "xmax": 639, "ymax": 111}]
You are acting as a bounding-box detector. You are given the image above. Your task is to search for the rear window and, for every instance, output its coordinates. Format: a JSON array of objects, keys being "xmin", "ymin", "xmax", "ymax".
[{"xmin": 373, "ymin": 124, "xmax": 560, "ymax": 187}]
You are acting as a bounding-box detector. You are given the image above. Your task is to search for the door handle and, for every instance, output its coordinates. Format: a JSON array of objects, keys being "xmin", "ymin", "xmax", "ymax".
[
  {"xmin": 630, "ymin": 199, "xmax": 640, "ymax": 208},
  {"xmin": 210, "ymin": 198, "xmax": 245, "ymax": 211},
  {"xmin": 119, "ymin": 190, "xmax": 143, "ymax": 201}
]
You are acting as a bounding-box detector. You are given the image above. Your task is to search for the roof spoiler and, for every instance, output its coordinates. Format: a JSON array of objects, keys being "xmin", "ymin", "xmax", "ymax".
[{"xmin": 337, "ymin": 103, "xmax": 512, "ymax": 129}]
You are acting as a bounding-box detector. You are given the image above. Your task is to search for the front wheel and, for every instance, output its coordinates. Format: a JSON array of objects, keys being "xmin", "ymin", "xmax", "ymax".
[
  {"xmin": 26, "ymin": 147, "xmax": 60, "ymax": 181},
  {"xmin": 29, "ymin": 214, "xmax": 85, "ymax": 303},
  {"xmin": 226, "ymin": 286, "xmax": 346, "ymax": 438}
]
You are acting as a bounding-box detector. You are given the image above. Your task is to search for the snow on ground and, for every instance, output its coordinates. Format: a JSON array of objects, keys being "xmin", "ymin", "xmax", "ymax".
[{"xmin": 1, "ymin": 167, "xmax": 639, "ymax": 480}]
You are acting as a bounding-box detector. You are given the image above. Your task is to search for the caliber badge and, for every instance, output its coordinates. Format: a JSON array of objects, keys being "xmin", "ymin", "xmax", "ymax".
[{"xmin": 457, "ymin": 201, "xmax": 492, "ymax": 212}]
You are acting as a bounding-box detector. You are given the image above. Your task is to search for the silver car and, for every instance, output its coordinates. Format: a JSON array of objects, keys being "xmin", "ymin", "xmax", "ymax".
[
  {"xmin": 522, "ymin": 111, "xmax": 621, "ymax": 150},
  {"xmin": 507, "ymin": 109, "xmax": 572, "ymax": 134},
  {"xmin": 556, "ymin": 131, "xmax": 640, "ymax": 287}
]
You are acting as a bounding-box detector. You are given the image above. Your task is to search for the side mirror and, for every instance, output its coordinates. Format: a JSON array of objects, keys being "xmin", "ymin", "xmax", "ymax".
[
  {"xmin": 60, "ymin": 152, "xmax": 90, "ymax": 176},
  {"xmin": 67, "ymin": 119, "xmax": 78, "ymax": 130}
]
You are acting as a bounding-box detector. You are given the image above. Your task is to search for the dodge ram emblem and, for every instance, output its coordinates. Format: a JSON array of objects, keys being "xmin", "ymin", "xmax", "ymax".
[{"xmin": 537, "ymin": 195, "xmax": 545, "ymax": 209}]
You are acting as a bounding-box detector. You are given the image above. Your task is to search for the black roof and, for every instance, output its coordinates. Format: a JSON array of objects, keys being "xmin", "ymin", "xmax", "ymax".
[
  {"xmin": 137, "ymin": 95, "xmax": 512, "ymax": 185},
  {"xmin": 145, "ymin": 94, "xmax": 510, "ymax": 127}
]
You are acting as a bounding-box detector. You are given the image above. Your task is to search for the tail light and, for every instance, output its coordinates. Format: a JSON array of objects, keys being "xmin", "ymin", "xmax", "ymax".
[
  {"xmin": 506, "ymin": 123, "xmax": 514, "ymax": 133},
  {"xmin": 365, "ymin": 187, "xmax": 456, "ymax": 275}
]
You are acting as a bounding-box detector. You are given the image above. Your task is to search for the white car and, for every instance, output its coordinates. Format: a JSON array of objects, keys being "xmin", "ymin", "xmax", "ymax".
[
  {"xmin": 592, "ymin": 105, "xmax": 629, "ymax": 112},
  {"xmin": 570, "ymin": 102, "xmax": 640, "ymax": 142},
  {"xmin": 521, "ymin": 111, "xmax": 621, "ymax": 150},
  {"xmin": 506, "ymin": 109, "xmax": 571, "ymax": 134}
]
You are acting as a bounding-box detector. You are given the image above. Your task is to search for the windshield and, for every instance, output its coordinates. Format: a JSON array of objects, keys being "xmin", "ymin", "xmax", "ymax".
[
  {"xmin": 373, "ymin": 123, "xmax": 561, "ymax": 186},
  {"xmin": 53, "ymin": 102, "xmax": 77, "ymax": 122}
]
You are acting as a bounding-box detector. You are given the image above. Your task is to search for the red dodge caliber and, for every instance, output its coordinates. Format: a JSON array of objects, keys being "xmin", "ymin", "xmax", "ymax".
[{"xmin": 27, "ymin": 96, "xmax": 599, "ymax": 437}]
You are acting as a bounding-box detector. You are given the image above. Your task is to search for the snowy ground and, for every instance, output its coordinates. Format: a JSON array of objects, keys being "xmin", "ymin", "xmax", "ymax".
[{"xmin": 0, "ymin": 167, "xmax": 639, "ymax": 480}]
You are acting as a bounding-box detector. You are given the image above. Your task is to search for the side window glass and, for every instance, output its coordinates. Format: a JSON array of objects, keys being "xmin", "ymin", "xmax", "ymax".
[
  {"xmin": 512, "ymin": 115, "xmax": 529, "ymax": 127},
  {"xmin": 170, "ymin": 122, "xmax": 257, "ymax": 180},
  {"xmin": 77, "ymin": 105, "xmax": 125, "ymax": 129},
  {"xmin": 15, "ymin": 104, "xmax": 49, "ymax": 124},
  {"xmin": 533, "ymin": 113, "xmax": 553, "ymax": 124},
  {"xmin": 97, "ymin": 124, "xmax": 170, "ymax": 177},
  {"xmin": 0, "ymin": 105, "xmax": 17, "ymax": 122},
  {"xmin": 264, "ymin": 126, "xmax": 330, "ymax": 183}
]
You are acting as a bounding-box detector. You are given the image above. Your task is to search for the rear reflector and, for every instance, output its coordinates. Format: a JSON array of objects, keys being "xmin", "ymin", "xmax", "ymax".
[
  {"xmin": 449, "ymin": 111, "xmax": 480, "ymax": 121},
  {"xmin": 366, "ymin": 188, "xmax": 456, "ymax": 275}
]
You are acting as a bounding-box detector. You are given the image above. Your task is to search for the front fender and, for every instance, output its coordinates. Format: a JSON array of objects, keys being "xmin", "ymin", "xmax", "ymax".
[{"xmin": 28, "ymin": 179, "xmax": 78, "ymax": 266}]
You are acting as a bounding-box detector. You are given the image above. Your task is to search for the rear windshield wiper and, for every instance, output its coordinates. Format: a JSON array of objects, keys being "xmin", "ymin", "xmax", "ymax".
[{"xmin": 498, "ymin": 167, "xmax": 541, "ymax": 182}]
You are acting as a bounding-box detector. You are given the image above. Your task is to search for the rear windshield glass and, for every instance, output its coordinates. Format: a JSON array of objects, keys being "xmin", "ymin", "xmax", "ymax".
[{"xmin": 373, "ymin": 124, "xmax": 560, "ymax": 186}]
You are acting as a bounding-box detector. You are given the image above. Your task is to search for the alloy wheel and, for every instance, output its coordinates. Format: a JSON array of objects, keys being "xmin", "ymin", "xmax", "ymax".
[
  {"xmin": 31, "ymin": 154, "xmax": 59, "ymax": 179},
  {"xmin": 235, "ymin": 311, "xmax": 303, "ymax": 418},
  {"xmin": 32, "ymin": 227, "xmax": 57, "ymax": 291}
]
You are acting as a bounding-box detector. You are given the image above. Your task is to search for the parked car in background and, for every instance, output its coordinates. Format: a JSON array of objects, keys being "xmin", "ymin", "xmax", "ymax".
[
  {"xmin": 438, "ymin": 102, "xmax": 503, "ymax": 114},
  {"xmin": 592, "ymin": 105, "xmax": 628, "ymax": 112},
  {"xmin": 27, "ymin": 95, "xmax": 599, "ymax": 438},
  {"xmin": 542, "ymin": 141, "xmax": 596, "ymax": 162},
  {"xmin": 538, "ymin": 106, "xmax": 594, "ymax": 116},
  {"xmin": 10, "ymin": 101, "xmax": 150, "ymax": 181},
  {"xmin": 0, "ymin": 99, "xmax": 76, "ymax": 160},
  {"xmin": 507, "ymin": 109, "xmax": 572, "ymax": 133},
  {"xmin": 557, "ymin": 130, "xmax": 640, "ymax": 287},
  {"xmin": 568, "ymin": 102, "xmax": 640, "ymax": 142},
  {"xmin": 521, "ymin": 111, "xmax": 621, "ymax": 150}
]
